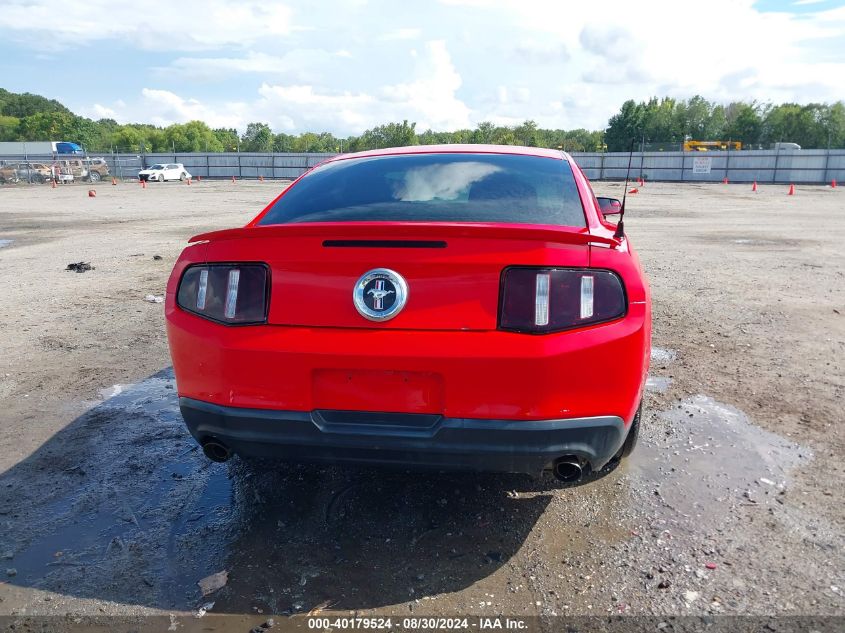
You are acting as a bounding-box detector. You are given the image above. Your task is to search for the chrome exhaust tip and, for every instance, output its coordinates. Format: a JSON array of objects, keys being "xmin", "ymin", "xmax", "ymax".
[
  {"xmin": 201, "ymin": 440, "xmax": 231, "ymax": 463},
  {"xmin": 552, "ymin": 457, "xmax": 583, "ymax": 483}
]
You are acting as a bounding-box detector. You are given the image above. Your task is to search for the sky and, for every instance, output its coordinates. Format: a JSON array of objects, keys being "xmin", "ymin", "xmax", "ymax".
[{"xmin": 1, "ymin": 0, "xmax": 843, "ymax": 135}]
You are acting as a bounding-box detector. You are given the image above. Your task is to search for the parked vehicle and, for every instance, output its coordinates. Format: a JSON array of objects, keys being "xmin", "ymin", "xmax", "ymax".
[
  {"xmin": 84, "ymin": 158, "xmax": 110, "ymax": 181},
  {"xmin": 51, "ymin": 162, "xmax": 74, "ymax": 183},
  {"xmin": 773, "ymin": 142, "xmax": 801, "ymax": 151},
  {"xmin": 0, "ymin": 162, "xmax": 19, "ymax": 184},
  {"xmin": 0, "ymin": 141, "xmax": 84, "ymax": 156},
  {"xmin": 138, "ymin": 163, "xmax": 191, "ymax": 182},
  {"xmin": 7, "ymin": 162, "xmax": 52, "ymax": 183},
  {"xmin": 65, "ymin": 157, "xmax": 111, "ymax": 182},
  {"xmin": 166, "ymin": 145, "xmax": 651, "ymax": 485}
]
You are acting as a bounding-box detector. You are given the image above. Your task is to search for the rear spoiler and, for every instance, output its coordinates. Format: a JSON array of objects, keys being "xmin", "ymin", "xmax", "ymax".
[{"xmin": 189, "ymin": 222, "xmax": 621, "ymax": 248}]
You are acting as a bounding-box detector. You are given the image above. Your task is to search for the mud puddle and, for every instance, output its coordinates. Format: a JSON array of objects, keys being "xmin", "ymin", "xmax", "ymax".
[
  {"xmin": 646, "ymin": 375, "xmax": 673, "ymax": 392},
  {"xmin": 0, "ymin": 369, "xmax": 813, "ymax": 615},
  {"xmin": 0, "ymin": 369, "xmax": 236, "ymax": 610},
  {"xmin": 628, "ymin": 395, "xmax": 810, "ymax": 523}
]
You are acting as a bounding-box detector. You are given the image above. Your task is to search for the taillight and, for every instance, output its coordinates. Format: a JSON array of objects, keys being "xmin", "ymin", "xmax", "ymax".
[
  {"xmin": 177, "ymin": 264, "xmax": 269, "ymax": 325},
  {"xmin": 499, "ymin": 268, "xmax": 626, "ymax": 333}
]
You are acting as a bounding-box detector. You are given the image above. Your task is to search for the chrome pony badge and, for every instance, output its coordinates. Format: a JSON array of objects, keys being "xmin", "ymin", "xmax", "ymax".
[{"xmin": 353, "ymin": 268, "xmax": 408, "ymax": 322}]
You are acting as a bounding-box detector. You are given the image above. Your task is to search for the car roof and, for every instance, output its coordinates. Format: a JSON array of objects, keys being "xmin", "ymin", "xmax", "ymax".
[{"xmin": 330, "ymin": 144, "xmax": 571, "ymax": 163}]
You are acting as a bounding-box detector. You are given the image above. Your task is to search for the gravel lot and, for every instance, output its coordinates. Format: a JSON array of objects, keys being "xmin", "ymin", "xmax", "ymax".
[{"xmin": 0, "ymin": 179, "xmax": 842, "ymax": 626}]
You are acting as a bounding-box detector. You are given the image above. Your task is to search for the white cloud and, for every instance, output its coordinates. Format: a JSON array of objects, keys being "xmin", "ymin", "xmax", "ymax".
[
  {"xmin": 90, "ymin": 104, "xmax": 119, "ymax": 119},
  {"xmin": 13, "ymin": 0, "xmax": 844, "ymax": 136},
  {"xmin": 380, "ymin": 28, "xmax": 423, "ymax": 41},
  {"xmin": 0, "ymin": 0, "xmax": 294, "ymax": 50},
  {"xmin": 161, "ymin": 49, "xmax": 344, "ymax": 81},
  {"xmin": 378, "ymin": 40, "xmax": 472, "ymax": 129},
  {"xmin": 83, "ymin": 40, "xmax": 472, "ymax": 134},
  {"xmin": 508, "ymin": 42, "xmax": 570, "ymax": 64},
  {"xmin": 83, "ymin": 89, "xmax": 251, "ymax": 129}
]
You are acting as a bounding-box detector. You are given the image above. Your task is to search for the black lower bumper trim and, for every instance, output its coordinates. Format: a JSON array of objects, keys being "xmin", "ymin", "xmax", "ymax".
[{"xmin": 179, "ymin": 397, "xmax": 629, "ymax": 476}]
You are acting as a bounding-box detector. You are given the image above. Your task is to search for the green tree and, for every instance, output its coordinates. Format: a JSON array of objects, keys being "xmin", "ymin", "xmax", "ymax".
[
  {"xmin": 213, "ymin": 128, "xmax": 240, "ymax": 152},
  {"xmin": 605, "ymin": 100, "xmax": 644, "ymax": 151},
  {"xmin": 724, "ymin": 102, "xmax": 762, "ymax": 147},
  {"xmin": 0, "ymin": 88, "xmax": 70, "ymax": 118},
  {"xmin": 821, "ymin": 102, "xmax": 845, "ymax": 148},
  {"xmin": 351, "ymin": 121, "xmax": 417, "ymax": 151},
  {"xmin": 272, "ymin": 132, "xmax": 295, "ymax": 152},
  {"xmin": 241, "ymin": 122, "xmax": 274, "ymax": 152},
  {"xmin": 513, "ymin": 120, "xmax": 540, "ymax": 146},
  {"xmin": 0, "ymin": 115, "xmax": 20, "ymax": 141}
]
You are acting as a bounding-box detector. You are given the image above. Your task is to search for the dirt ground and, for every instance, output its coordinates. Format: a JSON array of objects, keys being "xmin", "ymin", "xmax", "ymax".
[{"xmin": 0, "ymin": 179, "xmax": 842, "ymax": 627}]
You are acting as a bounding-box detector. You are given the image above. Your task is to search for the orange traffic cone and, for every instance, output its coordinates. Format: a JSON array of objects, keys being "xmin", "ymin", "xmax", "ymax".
[
  {"xmin": 111, "ymin": 177, "xmax": 117, "ymax": 186},
  {"xmin": 788, "ymin": 183, "xmax": 795, "ymax": 195},
  {"xmin": 832, "ymin": 179, "xmax": 837, "ymax": 188},
  {"xmin": 197, "ymin": 175, "xmax": 201, "ymax": 182},
  {"xmin": 628, "ymin": 187, "xmax": 639, "ymax": 194},
  {"xmin": 88, "ymin": 189, "xmax": 96, "ymax": 198},
  {"xmin": 723, "ymin": 177, "xmax": 729, "ymax": 184},
  {"xmin": 259, "ymin": 175, "xmax": 264, "ymax": 182},
  {"xmin": 752, "ymin": 181, "xmax": 757, "ymax": 192},
  {"xmin": 232, "ymin": 176, "xmax": 236, "ymax": 183},
  {"xmin": 186, "ymin": 178, "xmax": 191, "ymax": 185},
  {"xmin": 51, "ymin": 180, "xmax": 56, "ymax": 189},
  {"xmin": 141, "ymin": 179, "xmax": 146, "ymax": 189}
]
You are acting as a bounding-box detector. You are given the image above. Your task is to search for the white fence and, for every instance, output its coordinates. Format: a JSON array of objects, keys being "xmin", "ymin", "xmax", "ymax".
[
  {"xmin": 574, "ymin": 149, "xmax": 845, "ymax": 183},
  {"xmin": 3, "ymin": 149, "xmax": 844, "ymax": 184}
]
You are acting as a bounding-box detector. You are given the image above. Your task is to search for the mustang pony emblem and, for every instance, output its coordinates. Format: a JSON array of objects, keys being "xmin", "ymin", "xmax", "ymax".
[
  {"xmin": 367, "ymin": 281, "xmax": 395, "ymax": 309},
  {"xmin": 353, "ymin": 268, "xmax": 408, "ymax": 322}
]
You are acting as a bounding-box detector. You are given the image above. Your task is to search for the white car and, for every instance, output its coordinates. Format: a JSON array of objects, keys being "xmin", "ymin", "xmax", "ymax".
[{"xmin": 138, "ymin": 163, "xmax": 192, "ymax": 182}]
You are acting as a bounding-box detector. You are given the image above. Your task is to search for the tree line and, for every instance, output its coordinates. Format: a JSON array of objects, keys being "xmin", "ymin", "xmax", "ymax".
[
  {"xmin": 1, "ymin": 88, "xmax": 843, "ymax": 154},
  {"xmin": 606, "ymin": 96, "xmax": 845, "ymax": 151}
]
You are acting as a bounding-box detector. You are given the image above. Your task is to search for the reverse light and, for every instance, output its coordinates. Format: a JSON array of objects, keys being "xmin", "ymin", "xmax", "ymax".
[
  {"xmin": 580, "ymin": 275, "xmax": 594, "ymax": 319},
  {"xmin": 177, "ymin": 264, "xmax": 269, "ymax": 325},
  {"xmin": 500, "ymin": 268, "xmax": 626, "ymax": 333},
  {"xmin": 534, "ymin": 273, "xmax": 550, "ymax": 326},
  {"xmin": 224, "ymin": 269, "xmax": 240, "ymax": 319}
]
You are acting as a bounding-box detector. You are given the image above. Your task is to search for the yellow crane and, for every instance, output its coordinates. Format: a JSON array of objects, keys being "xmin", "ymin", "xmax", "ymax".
[{"xmin": 683, "ymin": 140, "xmax": 742, "ymax": 152}]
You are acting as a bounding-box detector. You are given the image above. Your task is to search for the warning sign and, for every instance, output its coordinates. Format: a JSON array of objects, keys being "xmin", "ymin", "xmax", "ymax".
[{"xmin": 692, "ymin": 156, "xmax": 712, "ymax": 174}]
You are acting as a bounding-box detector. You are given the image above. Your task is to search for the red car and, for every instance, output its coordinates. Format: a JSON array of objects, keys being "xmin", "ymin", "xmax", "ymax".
[{"xmin": 165, "ymin": 145, "xmax": 651, "ymax": 483}]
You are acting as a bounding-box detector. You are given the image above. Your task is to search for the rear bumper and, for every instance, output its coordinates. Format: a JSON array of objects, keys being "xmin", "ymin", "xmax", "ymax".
[
  {"xmin": 166, "ymin": 302, "xmax": 649, "ymax": 423},
  {"xmin": 180, "ymin": 397, "xmax": 628, "ymax": 475}
]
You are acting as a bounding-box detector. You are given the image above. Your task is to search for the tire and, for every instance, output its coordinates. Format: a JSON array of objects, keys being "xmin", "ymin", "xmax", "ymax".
[
  {"xmin": 621, "ymin": 403, "xmax": 641, "ymax": 458},
  {"xmin": 88, "ymin": 171, "xmax": 101, "ymax": 182},
  {"xmin": 159, "ymin": 174, "xmax": 165, "ymax": 182},
  {"xmin": 32, "ymin": 174, "xmax": 45, "ymax": 184},
  {"xmin": 179, "ymin": 172, "xmax": 186, "ymax": 181}
]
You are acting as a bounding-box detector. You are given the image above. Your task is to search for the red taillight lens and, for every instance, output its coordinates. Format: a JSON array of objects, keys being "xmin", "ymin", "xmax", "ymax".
[
  {"xmin": 499, "ymin": 268, "xmax": 626, "ymax": 333},
  {"xmin": 177, "ymin": 264, "xmax": 269, "ymax": 325}
]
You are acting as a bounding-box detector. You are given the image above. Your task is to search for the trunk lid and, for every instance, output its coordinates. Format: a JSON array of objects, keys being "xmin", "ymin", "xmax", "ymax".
[{"xmin": 194, "ymin": 222, "xmax": 600, "ymax": 331}]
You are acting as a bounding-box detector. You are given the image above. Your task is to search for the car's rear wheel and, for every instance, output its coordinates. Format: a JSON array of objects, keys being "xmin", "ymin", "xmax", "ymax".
[
  {"xmin": 33, "ymin": 174, "xmax": 45, "ymax": 184},
  {"xmin": 89, "ymin": 171, "xmax": 101, "ymax": 182},
  {"xmin": 179, "ymin": 172, "xmax": 186, "ymax": 181}
]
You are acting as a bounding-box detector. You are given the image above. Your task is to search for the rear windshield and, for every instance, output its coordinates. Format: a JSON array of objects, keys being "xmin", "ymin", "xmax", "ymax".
[{"xmin": 258, "ymin": 153, "xmax": 586, "ymax": 227}]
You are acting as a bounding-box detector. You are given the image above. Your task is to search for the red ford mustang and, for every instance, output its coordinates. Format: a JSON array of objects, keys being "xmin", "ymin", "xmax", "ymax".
[{"xmin": 165, "ymin": 145, "xmax": 651, "ymax": 483}]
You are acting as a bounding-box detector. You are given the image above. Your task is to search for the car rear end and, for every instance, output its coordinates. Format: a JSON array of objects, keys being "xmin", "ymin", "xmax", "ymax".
[{"xmin": 165, "ymin": 147, "xmax": 650, "ymax": 480}]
